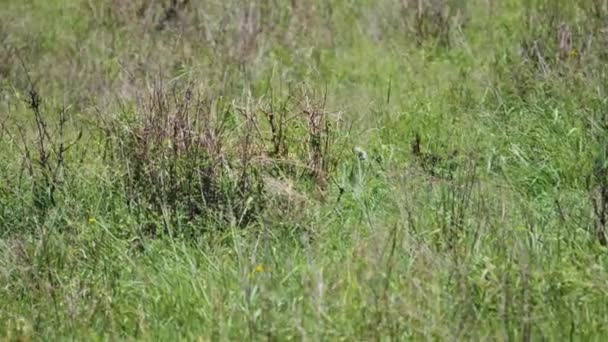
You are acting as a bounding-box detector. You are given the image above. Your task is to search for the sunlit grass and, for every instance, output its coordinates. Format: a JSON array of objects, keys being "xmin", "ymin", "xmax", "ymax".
[{"xmin": 1, "ymin": 0, "xmax": 608, "ymax": 340}]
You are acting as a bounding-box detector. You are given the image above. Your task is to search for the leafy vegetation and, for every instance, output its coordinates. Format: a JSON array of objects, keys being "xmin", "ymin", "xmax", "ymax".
[{"xmin": 2, "ymin": 0, "xmax": 608, "ymax": 340}]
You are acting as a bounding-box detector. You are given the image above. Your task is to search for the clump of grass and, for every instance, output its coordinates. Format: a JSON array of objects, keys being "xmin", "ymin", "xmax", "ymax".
[
  {"xmin": 104, "ymin": 81, "xmax": 342, "ymax": 236},
  {"xmin": 106, "ymin": 82, "xmax": 259, "ymax": 234},
  {"xmin": 259, "ymin": 92, "xmax": 341, "ymax": 193}
]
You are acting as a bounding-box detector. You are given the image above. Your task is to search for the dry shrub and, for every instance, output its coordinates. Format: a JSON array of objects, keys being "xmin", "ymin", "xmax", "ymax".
[
  {"xmin": 588, "ymin": 114, "xmax": 608, "ymax": 246},
  {"xmin": 106, "ymin": 82, "xmax": 342, "ymax": 235},
  {"xmin": 189, "ymin": 0, "xmax": 334, "ymax": 69},
  {"xmin": 0, "ymin": 30, "xmax": 15, "ymax": 82},
  {"xmin": 101, "ymin": 0, "xmax": 334, "ymax": 68},
  {"xmin": 93, "ymin": 0, "xmax": 192, "ymax": 35},
  {"xmin": 305, "ymin": 100, "xmax": 331, "ymax": 189},
  {"xmin": 399, "ymin": 0, "xmax": 468, "ymax": 47},
  {"xmin": 514, "ymin": 1, "xmax": 608, "ymax": 82},
  {"xmin": 489, "ymin": 1, "xmax": 608, "ymax": 101},
  {"xmin": 590, "ymin": 177, "xmax": 608, "ymax": 246},
  {"xmin": 110, "ymin": 83, "xmax": 257, "ymax": 231},
  {"xmin": 1, "ymin": 81, "xmax": 82, "ymax": 222},
  {"xmin": 102, "ymin": 0, "xmax": 163, "ymax": 29}
]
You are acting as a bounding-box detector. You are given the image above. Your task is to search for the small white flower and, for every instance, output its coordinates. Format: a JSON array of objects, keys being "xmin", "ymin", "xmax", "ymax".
[{"xmin": 353, "ymin": 146, "xmax": 367, "ymax": 161}]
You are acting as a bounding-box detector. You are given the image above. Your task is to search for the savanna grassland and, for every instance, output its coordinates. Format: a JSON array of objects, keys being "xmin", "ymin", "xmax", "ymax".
[{"xmin": 2, "ymin": 0, "xmax": 608, "ymax": 340}]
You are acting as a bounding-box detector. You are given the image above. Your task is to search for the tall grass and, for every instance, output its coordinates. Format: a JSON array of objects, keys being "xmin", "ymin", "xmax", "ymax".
[{"xmin": 2, "ymin": 0, "xmax": 608, "ymax": 340}]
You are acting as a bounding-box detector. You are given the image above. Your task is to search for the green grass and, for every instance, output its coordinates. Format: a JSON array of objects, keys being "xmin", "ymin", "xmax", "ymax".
[{"xmin": 2, "ymin": 0, "xmax": 608, "ymax": 340}]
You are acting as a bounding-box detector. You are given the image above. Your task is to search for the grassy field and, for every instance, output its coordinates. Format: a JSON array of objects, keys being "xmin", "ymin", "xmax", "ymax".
[{"xmin": 2, "ymin": 0, "xmax": 608, "ymax": 340}]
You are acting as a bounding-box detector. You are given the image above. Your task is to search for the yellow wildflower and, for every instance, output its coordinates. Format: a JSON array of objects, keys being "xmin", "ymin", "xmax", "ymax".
[{"xmin": 88, "ymin": 217, "xmax": 97, "ymax": 225}]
